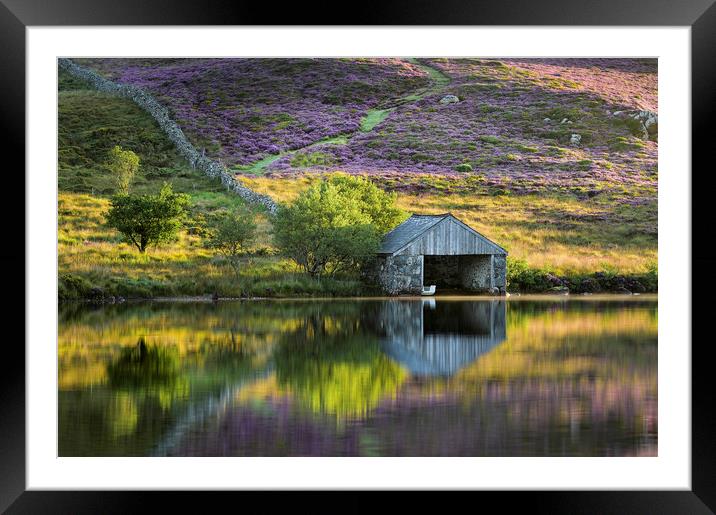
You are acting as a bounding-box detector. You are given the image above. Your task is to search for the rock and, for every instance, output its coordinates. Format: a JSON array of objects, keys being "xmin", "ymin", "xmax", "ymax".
[
  {"xmin": 488, "ymin": 287, "xmax": 500, "ymax": 295},
  {"xmin": 560, "ymin": 118, "xmax": 569, "ymax": 124},
  {"xmin": 548, "ymin": 286, "xmax": 569, "ymax": 295},
  {"xmin": 637, "ymin": 110, "xmax": 658, "ymax": 141},
  {"xmin": 543, "ymin": 117, "xmax": 551, "ymax": 122},
  {"xmin": 570, "ymin": 134, "xmax": 582, "ymax": 146},
  {"xmin": 546, "ymin": 273, "xmax": 564, "ymax": 287},
  {"xmin": 625, "ymin": 278, "xmax": 647, "ymax": 293},
  {"xmin": 439, "ymin": 95, "xmax": 460, "ymax": 104},
  {"xmin": 579, "ymin": 278, "xmax": 600, "ymax": 293},
  {"xmin": 613, "ymin": 108, "xmax": 658, "ymax": 141},
  {"xmin": 117, "ymin": 296, "xmax": 126, "ymax": 303}
]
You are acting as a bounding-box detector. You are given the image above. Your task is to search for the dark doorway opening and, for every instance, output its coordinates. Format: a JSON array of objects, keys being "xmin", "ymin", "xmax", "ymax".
[{"xmin": 423, "ymin": 255, "xmax": 461, "ymax": 291}]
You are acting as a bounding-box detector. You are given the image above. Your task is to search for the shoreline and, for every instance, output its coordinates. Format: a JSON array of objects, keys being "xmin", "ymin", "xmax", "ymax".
[{"xmin": 59, "ymin": 292, "xmax": 658, "ymax": 305}]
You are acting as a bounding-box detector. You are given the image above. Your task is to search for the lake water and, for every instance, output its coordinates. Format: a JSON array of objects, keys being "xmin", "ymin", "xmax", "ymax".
[{"xmin": 58, "ymin": 296, "xmax": 657, "ymax": 457}]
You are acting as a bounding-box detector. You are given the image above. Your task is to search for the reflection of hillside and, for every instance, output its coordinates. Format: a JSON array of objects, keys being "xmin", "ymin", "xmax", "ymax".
[
  {"xmin": 167, "ymin": 397, "xmax": 364, "ymax": 457},
  {"xmin": 456, "ymin": 303, "xmax": 657, "ymax": 382},
  {"xmin": 378, "ymin": 300, "xmax": 507, "ymax": 376},
  {"xmin": 364, "ymin": 377, "xmax": 656, "ymax": 456}
]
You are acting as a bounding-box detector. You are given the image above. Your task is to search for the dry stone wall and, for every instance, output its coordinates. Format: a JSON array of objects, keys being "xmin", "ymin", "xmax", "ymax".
[
  {"xmin": 58, "ymin": 58, "xmax": 277, "ymax": 214},
  {"xmin": 375, "ymin": 255, "xmax": 423, "ymax": 295}
]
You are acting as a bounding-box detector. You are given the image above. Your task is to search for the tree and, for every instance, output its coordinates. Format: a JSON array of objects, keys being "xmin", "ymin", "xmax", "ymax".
[
  {"xmin": 206, "ymin": 207, "xmax": 257, "ymax": 278},
  {"xmin": 105, "ymin": 183, "xmax": 190, "ymax": 253},
  {"xmin": 107, "ymin": 145, "xmax": 140, "ymax": 195},
  {"xmin": 273, "ymin": 174, "xmax": 406, "ymax": 277},
  {"xmin": 324, "ymin": 173, "xmax": 406, "ymax": 234}
]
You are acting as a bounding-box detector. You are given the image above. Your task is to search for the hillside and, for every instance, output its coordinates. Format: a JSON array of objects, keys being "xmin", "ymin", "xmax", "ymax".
[{"xmin": 58, "ymin": 58, "xmax": 658, "ymax": 299}]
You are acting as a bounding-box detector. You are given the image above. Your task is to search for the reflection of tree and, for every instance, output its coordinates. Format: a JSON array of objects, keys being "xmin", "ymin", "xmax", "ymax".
[
  {"xmin": 107, "ymin": 337, "xmax": 181, "ymax": 390},
  {"xmin": 60, "ymin": 335, "xmax": 258, "ymax": 456},
  {"xmin": 274, "ymin": 309, "xmax": 407, "ymax": 421}
]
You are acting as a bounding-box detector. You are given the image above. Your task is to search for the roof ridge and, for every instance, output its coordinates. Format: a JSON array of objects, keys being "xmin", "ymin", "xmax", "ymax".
[{"xmin": 411, "ymin": 212, "xmax": 451, "ymax": 218}]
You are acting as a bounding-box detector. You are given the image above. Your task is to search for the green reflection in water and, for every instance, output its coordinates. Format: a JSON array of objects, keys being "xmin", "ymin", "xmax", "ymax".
[
  {"xmin": 274, "ymin": 311, "xmax": 407, "ymax": 422},
  {"xmin": 58, "ymin": 298, "xmax": 657, "ymax": 457}
]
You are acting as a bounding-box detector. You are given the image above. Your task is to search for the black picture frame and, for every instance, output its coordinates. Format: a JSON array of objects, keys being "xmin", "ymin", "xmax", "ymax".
[{"xmin": 3, "ymin": 0, "xmax": 714, "ymax": 511}]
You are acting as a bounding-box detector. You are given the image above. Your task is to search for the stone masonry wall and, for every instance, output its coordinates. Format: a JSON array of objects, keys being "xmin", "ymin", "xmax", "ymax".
[
  {"xmin": 459, "ymin": 255, "xmax": 492, "ymax": 292},
  {"xmin": 376, "ymin": 255, "xmax": 423, "ymax": 295},
  {"xmin": 492, "ymin": 255, "xmax": 507, "ymax": 293},
  {"xmin": 58, "ymin": 58, "xmax": 277, "ymax": 214},
  {"xmin": 459, "ymin": 255, "xmax": 507, "ymax": 295}
]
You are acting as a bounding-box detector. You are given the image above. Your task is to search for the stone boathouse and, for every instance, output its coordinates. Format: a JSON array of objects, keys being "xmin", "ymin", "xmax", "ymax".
[{"xmin": 374, "ymin": 213, "xmax": 507, "ymax": 296}]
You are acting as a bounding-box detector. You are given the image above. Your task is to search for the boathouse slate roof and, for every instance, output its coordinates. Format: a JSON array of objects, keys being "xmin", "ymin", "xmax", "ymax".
[
  {"xmin": 378, "ymin": 214, "xmax": 448, "ymax": 254},
  {"xmin": 377, "ymin": 213, "xmax": 507, "ymax": 255}
]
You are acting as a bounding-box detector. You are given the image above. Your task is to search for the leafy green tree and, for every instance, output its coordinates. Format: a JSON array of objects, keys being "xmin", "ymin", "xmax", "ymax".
[
  {"xmin": 324, "ymin": 173, "xmax": 406, "ymax": 234},
  {"xmin": 273, "ymin": 174, "xmax": 405, "ymax": 277},
  {"xmin": 107, "ymin": 145, "xmax": 140, "ymax": 195},
  {"xmin": 206, "ymin": 207, "xmax": 257, "ymax": 278},
  {"xmin": 105, "ymin": 183, "xmax": 190, "ymax": 253}
]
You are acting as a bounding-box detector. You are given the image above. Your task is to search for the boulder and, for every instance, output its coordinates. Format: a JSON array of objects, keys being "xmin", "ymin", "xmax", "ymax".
[
  {"xmin": 548, "ymin": 286, "xmax": 570, "ymax": 295},
  {"xmin": 614, "ymin": 109, "xmax": 658, "ymax": 141},
  {"xmin": 439, "ymin": 95, "xmax": 460, "ymax": 104},
  {"xmin": 578, "ymin": 277, "xmax": 600, "ymax": 293},
  {"xmin": 570, "ymin": 134, "xmax": 582, "ymax": 146},
  {"xmin": 636, "ymin": 110, "xmax": 658, "ymax": 141}
]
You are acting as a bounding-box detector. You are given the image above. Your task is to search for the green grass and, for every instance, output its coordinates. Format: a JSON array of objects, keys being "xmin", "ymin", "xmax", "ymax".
[
  {"xmin": 242, "ymin": 174, "xmax": 658, "ymax": 276},
  {"xmin": 58, "ymin": 70, "xmax": 365, "ymax": 300},
  {"xmin": 360, "ymin": 109, "xmax": 394, "ymax": 132},
  {"xmin": 235, "ymin": 135, "xmax": 350, "ymax": 175},
  {"xmin": 234, "ymin": 153, "xmax": 283, "ymax": 175}
]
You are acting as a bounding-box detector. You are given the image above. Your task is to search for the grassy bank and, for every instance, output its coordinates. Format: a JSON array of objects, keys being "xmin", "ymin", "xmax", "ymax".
[{"xmin": 242, "ymin": 174, "xmax": 657, "ymax": 275}]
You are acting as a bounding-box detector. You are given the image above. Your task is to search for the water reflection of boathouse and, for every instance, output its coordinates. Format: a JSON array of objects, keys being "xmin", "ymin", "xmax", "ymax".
[{"xmin": 377, "ymin": 300, "xmax": 507, "ymax": 376}]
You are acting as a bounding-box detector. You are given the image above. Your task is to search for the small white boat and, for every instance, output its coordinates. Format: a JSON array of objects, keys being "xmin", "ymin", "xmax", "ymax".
[{"xmin": 421, "ymin": 285, "xmax": 436, "ymax": 296}]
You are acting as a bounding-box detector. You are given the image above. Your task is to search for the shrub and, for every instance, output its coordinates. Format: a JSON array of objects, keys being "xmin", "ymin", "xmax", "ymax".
[
  {"xmin": 205, "ymin": 207, "xmax": 257, "ymax": 278},
  {"xmin": 273, "ymin": 173, "xmax": 406, "ymax": 277},
  {"xmin": 454, "ymin": 163, "xmax": 473, "ymax": 173},
  {"xmin": 105, "ymin": 183, "xmax": 190, "ymax": 253},
  {"xmin": 58, "ymin": 273, "xmax": 94, "ymax": 300},
  {"xmin": 479, "ymin": 135, "xmax": 502, "ymax": 145},
  {"xmin": 618, "ymin": 116, "xmax": 646, "ymax": 137},
  {"xmin": 290, "ymin": 151, "xmax": 335, "ymax": 168},
  {"xmin": 107, "ymin": 145, "xmax": 140, "ymax": 195},
  {"xmin": 506, "ymin": 258, "xmax": 553, "ymax": 292}
]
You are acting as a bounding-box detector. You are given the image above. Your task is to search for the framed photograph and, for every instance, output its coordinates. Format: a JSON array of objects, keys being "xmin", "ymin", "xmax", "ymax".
[{"xmin": 5, "ymin": 0, "xmax": 715, "ymax": 511}]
